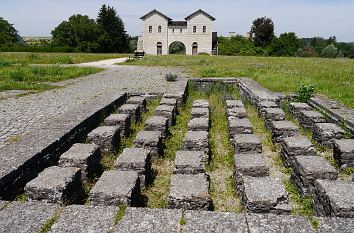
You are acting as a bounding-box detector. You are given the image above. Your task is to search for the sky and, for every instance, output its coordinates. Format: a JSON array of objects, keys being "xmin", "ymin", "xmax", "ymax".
[{"xmin": 1, "ymin": 0, "xmax": 354, "ymax": 42}]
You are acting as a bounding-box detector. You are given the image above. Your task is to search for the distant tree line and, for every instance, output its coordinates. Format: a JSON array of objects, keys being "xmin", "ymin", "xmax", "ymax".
[{"xmin": 218, "ymin": 17, "xmax": 354, "ymax": 58}]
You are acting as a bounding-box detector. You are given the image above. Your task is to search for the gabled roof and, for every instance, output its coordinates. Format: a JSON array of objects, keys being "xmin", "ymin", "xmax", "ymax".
[
  {"xmin": 140, "ymin": 9, "xmax": 172, "ymax": 21},
  {"xmin": 185, "ymin": 9, "xmax": 216, "ymax": 21}
]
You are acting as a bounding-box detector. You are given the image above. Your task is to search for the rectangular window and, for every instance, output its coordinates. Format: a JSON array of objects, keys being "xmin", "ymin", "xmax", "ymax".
[
  {"xmin": 149, "ymin": 26, "xmax": 152, "ymax": 33},
  {"xmin": 193, "ymin": 26, "xmax": 197, "ymax": 33},
  {"xmin": 158, "ymin": 26, "xmax": 162, "ymax": 33},
  {"xmin": 203, "ymin": 26, "xmax": 206, "ymax": 33},
  {"xmin": 172, "ymin": 29, "xmax": 174, "ymax": 33},
  {"xmin": 180, "ymin": 29, "xmax": 183, "ymax": 33}
]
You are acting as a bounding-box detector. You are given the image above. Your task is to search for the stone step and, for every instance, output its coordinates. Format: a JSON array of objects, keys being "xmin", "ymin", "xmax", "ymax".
[
  {"xmin": 154, "ymin": 105, "xmax": 176, "ymax": 127},
  {"xmin": 288, "ymin": 102, "xmax": 312, "ymax": 119},
  {"xmin": 160, "ymin": 97, "xmax": 178, "ymax": 109},
  {"xmin": 258, "ymin": 101, "xmax": 278, "ymax": 117},
  {"xmin": 188, "ymin": 117, "xmax": 209, "ymax": 132},
  {"xmin": 262, "ymin": 108, "xmax": 285, "ymax": 123},
  {"xmin": 192, "ymin": 99, "xmax": 209, "ymax": 108},
  {"xmin": 126, "ymin": 96, "xmax": 147, "ymax": 112},
  {"xmin": 233, "ymin": 134, "xmax": 262, "ymax": 153},
  {"xmin": 313, "ymin": 123, "xmax": 345, "ymax": 148},
  {"xmin": 298, "ymin": 110, "xmax": 326, "ymax": 130},
  {"xmin": 118, "ymin": 104, "xmax": 141, "ymax": 123},
  {"xmin": 182, "ymin": 131, "xmax": 209, "ymax": 156},
  {"xmin": 233, "ymin": 153, "xmax": 270, "ymax": 181},
  {"xmin": 87, "ymin": 126, "xmax": 120, "ymax": 153},
  {"xmin": 191, "ymin": 107, "xmax": 209, "ymax": 119},
  {"xmin": 88, "ymin": 170, "xmax": 140, "ymax": 206},
  {"xmin": 173, "ymin": 150, "xmax": 207, "ymax": 174},
  {"xmin": 226, "ymin": 99, "xmax": 244, "ymax": 109},
  {"xmin": 58, "ymin": 143, "xmax": 101, "ymax": 181},
  {"xmin": 163, "ymin": 92, "xmax": 185, "ymax": 107},
  {"xmin": 270, "ymin": 120, "xmax": 299, "ymax": 143},
  {"xmin": 228, "ymin": 117, "xmax": 253, "ymax": 137},
  {"xmin": 133, "ymin": 131, "xmax": 163, "ymax": 159},
  {"xmin": 333, "ymin": 139, "xmax": 354, "ymax": 168},
  {"xmin": 144, "ymin": 116, "xmax": 169, "ymax": 139},
  {"xmin": 104, "ymin": 113, "xmax": 131, "ymax": 138},
  {"xmin": 227, "ymin": 107, "xmax": 247, "ymax": 118},
  {"xmin": 25, "ymin": 166, "xmax": 83, "ymax": 204}
]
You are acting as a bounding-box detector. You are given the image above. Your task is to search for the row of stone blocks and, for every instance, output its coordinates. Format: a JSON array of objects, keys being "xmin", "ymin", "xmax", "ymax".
[
  {"xmin": 168, "ymin": 99, "xmax": 212, "ymax": 210},
  {"xmin": 228, "ymin": 99, "xmax": 292, "ymax": 214}
]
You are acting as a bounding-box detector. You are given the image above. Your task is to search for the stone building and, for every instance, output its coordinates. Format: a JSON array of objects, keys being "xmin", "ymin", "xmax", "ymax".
[{"xmin": 138, "ymin": 9, "xmax": 217, "ymax": 55}]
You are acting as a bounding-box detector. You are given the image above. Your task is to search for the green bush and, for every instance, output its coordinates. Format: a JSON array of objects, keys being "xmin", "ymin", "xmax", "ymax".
[
  {"xmin": 165, "ymin": 73, "xmax": 178, "ymax": 82},
  {"xmin": 321, "ymin": 44, "xmax": 339, "ymax": 58},
  {"xmin": 218, "ymin": 35, "xmax": 259, "ymax": 56},
  {"xmin": 296, "ymin": 84, "xmax": 315, "ymax": 103}
]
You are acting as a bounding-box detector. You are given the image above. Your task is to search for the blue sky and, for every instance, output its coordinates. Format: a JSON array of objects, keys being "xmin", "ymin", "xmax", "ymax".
[{"xmin": 1, "ymin": 0, "xmax": 354, "ymax": 42}]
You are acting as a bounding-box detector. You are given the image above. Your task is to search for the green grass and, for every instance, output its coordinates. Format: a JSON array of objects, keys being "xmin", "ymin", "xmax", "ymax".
[
  {"xmin": 126, "ymin": 55, "xmax": 354, "ymax": 109},
  {"xmin": 39, "ymin": 208, "xmax": 62, "ymax": 233},
  {"xmin": 114, "ymin": 204, "xmax": 127, "ymax": 225}
]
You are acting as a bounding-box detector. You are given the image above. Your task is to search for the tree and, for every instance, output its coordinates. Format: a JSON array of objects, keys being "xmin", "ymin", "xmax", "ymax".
[
  {"xmin": 0, "ymin": 17, "xmax": 19, "ymax": 45},
  {"xmin": 250, "ymin": 17, "xmax": 275, "ymax": 47},
  {"xmin": 269, "ymin": 32, "xmax": 300, "ymax": 56},
  {"xmin": 321, "ymin": 44, "xmax": 339, "ymax": 58},
  {"xmin": 218, "ymin": 35, "xmax": 259, "ymax": 56},
  {"xmin": 52, "ymin": 14, "xmax": 101, "ymax": 52},
  {"xmin": 97, "ymin": 4, "xmax": 129, "ymax": 53}
]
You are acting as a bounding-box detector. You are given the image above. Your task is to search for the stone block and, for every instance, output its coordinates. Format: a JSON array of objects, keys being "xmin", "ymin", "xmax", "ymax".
[
  {"xmin": 290, "ymin": 156, "xmax": 338, "ymax": 196},
  {"xmin": 168, "ymin": 174, "xmax": 211, "ymax": 210},
  {"xmin": 234, "ymin": 153, "xmax": 269, "ymax": 179},
  {"xmin": 58, "ymin": 143, "xmax": 101, "ymax": 181},
  {"xmin": 160, "ymin": 97, "xmax": 178, "ymax": 108},
  {"xmin": 238, "ymin": 176, "xmax": 291, "ymax": 214},
  {"xmin": 247, "ymin": 213, "xmax": 315, "ymax": 233},
  {"xmin": 299, "ymin": 110, "xmax": 326, "ymax": 130},
  {"xmin": 87, "ymin": 126, "xmax": 120, "ymax": 153},
  {"xmin": 191, "ymin": 107, "xmax": 209, "ymax": 119},
  {"xmin": 289, "ymin": 102, "xmax": 312, "ymax": 118},
  {"xmin": 228, "ymin": 117, "xmax": 253, "ymax": 137},
  {"xmin": 257, "ymin": 101, "xmax": 278, "ymax": 116},
  {"xmin": 118, "ymin": 104, "xmax": 141, "ymax": 123},
  {"xmin": 104, "ymin": 113, "xmax": 131, "ymax": 138},
  {"xmin": 134, "ymin": 131, "xmax": 163, "ymax": 159},
  {"xmin": 270, "ymin": 121, "xmax": 299, "ymax": 143},
  {"xmin": 233, "ymin": 134, "xmax": 262, "ymax": 153},
  {"xmin": 192, "ymin": 99, "xmax": 209, "ymax": 108},
  {"xmin": 226, "ymin": 100, "xmax": 244, "ymax": 109},
  {"xmin": 0, "ymin": 201, "xmax": 59, "ymax": 233},
  {"xmin": 313, "ymin": 123, "xmax": 345, "ymax": 148},
  {"xmin": 184, "ymin": 210, "xmax": 248, "ymax": 233},
  {"xmin": 114, "ymin": 148, "xmax": 152, "ymax": 187},
  {"xmin": 25, "ymin": 166, "xmax": 82, "ymax": 204},
  {"xmin": 127, "ymin": 96, "xmax": 147, "ymax": 112},
  {"xmin": 144, "ymin": 116, "xmax": 168, "ymax": 138},
  {"xmin": 313, "ymin": 179, "xmax": 354, "ymax": 218},
  {"xmin": 317, "ymin": 217, "xmax": 354, "ymax": 233},
  {"xmin": 49, "ymin": 205, "xmax": 117, "ymax": 233},
  {"xmin": 280, "ymin": 135, "xmax": 317, "ymax": 167},
  {"xmin": 188, "ymin": 117, "xmax": 209, "ymax": 132},
  {"xmin": 163, "ymin": 92, "xmax": 185, "ymax": 107},
  {"xmin": 114, "ymin": 208, "xmax": 182, "ymax": 233},
  {"xmin": 227, "ymin": 107, "xmax": 247, "ymax": 118},
  {"xmin": 182, "ymin": 131, "xmax": 209, "ymax": 156},
  {"xmin": 333, "ymin": 139, "xmax": 354, "ymax": 168},
  {"xmin": 262, "ymin": 108, "xmax": 285, "ymax": 122},
  {"xmin": 154, "ymin": 105, "xmax": 176, "ymax": 127},
  {"xmin": 89, "ymin": 170, "xmax": 140, "ymax": 206},
  {"xmin": 173, "ymin": 151, "xmax": 206, "ymax": 174}
]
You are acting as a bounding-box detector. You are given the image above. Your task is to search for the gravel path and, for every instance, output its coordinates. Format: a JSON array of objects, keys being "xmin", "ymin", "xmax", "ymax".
[
  {"xmin": 76, "ymin": 57, "xmax": 129, "ymax": 68},
  {"xmin": 0, "ymin": 65, "xmax": 186, "ymax": 149}
]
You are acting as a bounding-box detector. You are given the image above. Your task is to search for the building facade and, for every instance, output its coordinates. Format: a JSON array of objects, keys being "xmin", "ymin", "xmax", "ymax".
[{"xmin": 138, "ymin": 9, "xmax": 216, "ymax": 55}]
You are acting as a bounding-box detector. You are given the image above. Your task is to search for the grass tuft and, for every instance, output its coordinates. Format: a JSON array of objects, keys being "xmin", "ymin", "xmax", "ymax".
[
  {"xmin": 39, "ymin": 208, "xmax": 62, "ymax": 233},
  {"xmin": 114, "ymin": 204, "xmax": 127, "ymax": 225}
]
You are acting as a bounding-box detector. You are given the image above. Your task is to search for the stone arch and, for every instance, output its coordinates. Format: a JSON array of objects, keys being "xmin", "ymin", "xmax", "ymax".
[{"xmin": 168, "ymin": 41, "xmax": 186, "ymax": 55}]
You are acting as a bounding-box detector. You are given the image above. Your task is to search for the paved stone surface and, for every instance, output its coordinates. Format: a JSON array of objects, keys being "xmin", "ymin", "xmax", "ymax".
[
  {"xmin": 317, "ymin": 217, "xmax": 354, "ymax": 233},
  {"xmin": 333, "ymin": 139, "xmax": 354, "ymax": 168},
  {"xmin": 228, "ymin": 117, "xmax": 253, "ymax": 137},
  {"xmin": 154, "ymin": 105, "xmax": 176, "ymax": 127},
  {"xmin": 270, "ymin": 120, "xmax": 299, "ymax": 143},
  {"xmin": 0, "ymin": 201, "xmax": 59, "ymax": 233},
  {"xmin": 247, "ymin": 213, "xmax": 315, "ymax": 233},
  {"xmin": 50, "ymin": 205, "xmax": 117, "ymax": 233},
  {"xmin": 89, "ymin": 170, "xmax": 140, "ymax": 206},
  {"xmin": 299, "ymin": 110, "xmax": 326, "ymax": 130},
  {"xmin": 191, "ymin": 107, "xmax": 209, "ymax": 119},
  {"xmin": 144, "ymin": 116, "xmax": 169, "ymax": 138},
  {"xmin": 104, "ymin": 113, "xmax": 131, "ymax": 138},
  {"xmin": 313, "ymin": 123, "xmax": 345, "ymax": 147},
  {"xmin": 118, "ymin": 104, "xmax": 141, "ymax": 123},
  {"xmin": 184, "ymin": 210, "xmax": 248, "ymax": 233},
  {"xmin": 168, "ymin": 174, "xmax": 211, "ymax": 210},
  {"xmin": 192, "ymin": 99, "xmax": 209, "ymax": 108},
  {"xmin": 115, "ymin": 148, "xmax": 151, "ymax": 187},
  {"xmin": 173, "ymin": 150, "xmax": 206, "ymax": 174},
  {"xmin": 182, "ymin": 131, "xmax": 209, "ymax": 156},
  {"xmin": 188, "ymin": 117, "xmax": 209, "ymax": 131},
  {"xmin": 0, "ymin": 201, "xmax": 7, "ymax": 209},
  {"xmin": 291, "ymin": 156, "xmax": 338, "ymax": 196},
  {"xmin": 226, "ymin": 100, "xmax": 244, "ymax": 108},
  {"xmin": 280, "ymin": 135, "xmax": 317, "ymax": 167},
  {"xmin": 313, "ymin": 179, "xmax": 354, "ymax": 218},
  {"xmin": 25, "ymin": 166, "xmax": 82, "ymax": 204},
  {"xmin": 87, "ymin": 126, "xmax": 120, "ymax": 153},
  {"xmin": 134, "ymin": 131, "xmax": 163, "ymax": 159},
  {"xmin": 233, "ymin": 134, "xmax": 262, "ymax": 153},
  {"xmin": 289, "ymin": 102, "xmax": 312, "ymax": 118},
  {"xmin": 127, "ymin": 96, "xmax": 147, "ymax": 112},
  {"xmin": 114, "ymin": 207, "xmax": 182, "ymax": 233},
  {"xmin": 58, "ymin": 143, "xmax": 101, "ymax": 181}
]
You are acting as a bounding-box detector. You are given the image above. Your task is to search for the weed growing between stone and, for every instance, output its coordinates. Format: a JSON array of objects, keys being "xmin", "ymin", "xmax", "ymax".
[
  {"xmin": 114, "ymin": 204, "xmax": 127, "ymax": 225},
  {"xmin": 39, "ymin": 208, "xmax": 62, "ymax": 233}
]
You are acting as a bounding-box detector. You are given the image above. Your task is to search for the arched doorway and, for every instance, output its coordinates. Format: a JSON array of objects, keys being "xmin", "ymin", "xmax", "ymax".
[
  {"xmin": 169, "ymin": 41, "xmax": 186, "ymax": 55},
  {"xmin": 157, "ymin": 42, "xmax": 162, "ymax": 55},
  {"xmin": 192, "ymin": 42, "xmax": 198, "ymax": 55}
]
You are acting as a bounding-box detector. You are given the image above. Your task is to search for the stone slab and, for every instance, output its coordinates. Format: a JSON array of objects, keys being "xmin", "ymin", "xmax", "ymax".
[
  {"xmin": 227, "ymin": 107, "xmax": 247, "ymax": 118},
  {"xmin": 144, "ymin": 116, "xmax": 168, "ymax": 138},
  {"xmin": 127, "ymin": 96, "xmax": 147, "ymax": 112},
  {"xmin": 258, "ymin": 101, "xmax": 278, "ymax": 115},
  {"xmin": 118, "ymin": 104, "xmax": 141, "ymax": 123},
  {"xmin": 25, "ymin": 166, "xmax": 82, "ymax": 204},
  {"xmin": 0, "ymin": 201, "xmax": 59, "ymax": 233},
  {"xmin": 270, "ymin": 120, "xmax": 299, "ymax": 143},
  {"xmin": 134, "ymin": 131, "xmax": 163, "ymax": 159},
  {"xmin": 247, "ymin": 213, "xmax": 315, "ymax": 233},
  {"xmin": 280, "ymin": 135, "xmax": 316, "ymax": 167},
  {"xmin": 182, "ymin": 131, "xmax": 209, "ymax": 156},
  {"xmin": 289, "ymin": 102, "xmax": 312, "ymax": 118},
  {"xmin": 262, "ymin": 108, "xmax": 285, "ymax": 121},
  {"xmin": 114, "ymin": 207, "xmax": 182, "ymax": 233},
  {"xmin": 299, "ymin": 110, "xmax": 326, "ymax": 130},
  {"xmin": 173, "ymin": 151, "xmax": 207, "ymax": 174},
  {"xmin": 0, "ymin": 201, "xmax": 7, "ymax": 209},
  {"xmin": 313, "ymin": 123, "xmax": 345, "ymax": 148},
  {"xmin": 226, "ymin": 100, "xmax": 244, "ymax": 109},
  {"xmin": 89, "ymin": 170, "xmax": 140, "ymax": 206},
  {"xmin": 168, "ymin": 174, "xmax": 211, "ymax": 210},
  {"xmin": 234, "ymin": 153, "xmax": 270, "ymax": 178},
  {"xmin": 317, "ymin": 217, "xmax": 354, "ymax": 233},
  {"xmin": 160, "ymin": 97, "xmax": 178, "ymax": 108},
  {"xmin": 228, "ymin": 117, "xmax": 253, "ymax": 137},
  {"xmin": 188, "ymin": 118, "xmax": 209, "ymax": 132},
  {"xmin": 333, "ymin": 139, "xmax": 354, "ymax": 168},
  {"xmin": 163, "ymin": 92, "xmax": 185, "ymax": 107},
  {"xmin": 233, "ymin": 134, "xmax": 262, "ymax": 154},
  {"xmin": 192, "ymin": 99, "xmax": 209, "ymax": 108},
  {"xmin": 115, "ymin": 148, "xmax": 151, "ymax": 187},
  {"xmin": 87, "ymin": 126, "xmax": 120, "ymax": 153},
  {"xmin": 191, "ymin": 107, "xmax": 209, "ymax": 119},
  {"xmin": 184, "ymin": 210, "xmax": 248, "ymax": 233},
  {"xmin": 49, "ymin": 205, "xmax": 117, "ymax": 233},
  {"xmin": 104, "ymin": 113, "xmax": 131, "ymax": 138},
  {"xmin": 313, "ymin": 179, "xmax": 354, "ymax": 218},
  {"xmin": 58, "ymin": 143, "xmax": 101, "ymax": 181},
  {"xmin": 154, "ymin": 105, "xmax": 176, "ymax": 127}
]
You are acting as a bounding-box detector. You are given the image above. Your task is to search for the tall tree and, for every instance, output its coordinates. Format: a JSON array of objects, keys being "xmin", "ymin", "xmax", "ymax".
[
  {"xmin": 0, "ymin": 17, "xmax": 19, "ymax": 45},
  {"xmin": 97, "ymin": 4, "xmax": 128, "ymax": 53},
  {"xmin": 269, "ymin": 32, "xmax": 300, "ymax": 56},
  {"xmin": 250, "ymin": 17, "xmax": 275, "ymax": 47}
]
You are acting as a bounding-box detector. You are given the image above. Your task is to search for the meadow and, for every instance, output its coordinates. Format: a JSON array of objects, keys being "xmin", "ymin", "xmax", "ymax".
[{"xmin": 126, "ymin": 55, "xmax": 354, "ymax": 109}]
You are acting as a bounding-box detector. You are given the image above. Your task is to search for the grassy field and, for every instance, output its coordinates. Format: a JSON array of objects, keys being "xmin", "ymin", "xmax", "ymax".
[{"xmin": 126, "ymin": 55, "xmax": 354, "ymax": 109}]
